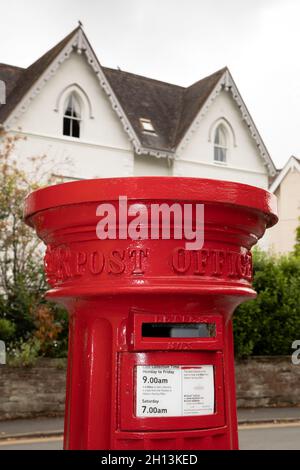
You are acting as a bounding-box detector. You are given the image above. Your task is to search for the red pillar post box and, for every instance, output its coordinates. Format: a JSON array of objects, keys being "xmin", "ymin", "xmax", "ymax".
[{"xmin": 24, "ymin": 177, "xmax": 277, "ymax": 450}]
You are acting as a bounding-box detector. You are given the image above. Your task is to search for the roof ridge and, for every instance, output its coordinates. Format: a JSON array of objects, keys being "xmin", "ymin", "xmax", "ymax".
[
  {"xmin": 173, "ymin": 67, "xmax": 227, "ymax": 147},
  {"xmin": 0, "ymin": 63, "xmax": 25, "ymax": 70},
  {"xmin": 26, "ymin": 26, "xmax": 80, "ymax": 70},
  {"xmin": 186, "ymin": 66, "xmax": 228, "ymax": 90},
  {"xmin": 102, "ymin": 66, "xmax": 185, "ymax": 90}
]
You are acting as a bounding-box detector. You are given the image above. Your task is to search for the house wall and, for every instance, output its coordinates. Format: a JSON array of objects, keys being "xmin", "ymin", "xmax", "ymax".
[
  {"xmin": 10, "ymin": 51, "xmax": 133, "ymax": 179},
  {"xmin": 6, "ymin": 54, "xmax": 269, "ymax": 189},
  {"xmin": 174, "ymin": 90, "xmax": 269, "ymax": 189},
  {"xmin": 134, "ymin": 153, "xmax": 172, "ymax": 176},
  {"xmin": 265, "ymin": 169, "xmax": 300, "ymax": 253}
]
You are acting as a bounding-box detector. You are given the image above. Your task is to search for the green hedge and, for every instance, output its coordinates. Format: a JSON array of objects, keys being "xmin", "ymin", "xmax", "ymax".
[{"xmin": 234, "ymin": 249, "xmax": 300, "ymax": 357}]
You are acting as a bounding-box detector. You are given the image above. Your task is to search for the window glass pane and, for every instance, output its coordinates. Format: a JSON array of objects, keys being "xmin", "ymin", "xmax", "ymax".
[
  {"xmin": 214, "ymin": 125, "xmax": 226, "ymax": 146},
  {"xmin": 63, "ymin": 94, "xmax": 81, "ymax": 138},
  {"xmin": 214, "ymin": 125, "xmax": 227, "ymax": 162},
  {"xmin": 72, "ymin": 95, "xmax": 81, "ymax": 118},
  {"xmin": 221, "ymin": 148, "xmax": 226, "ymax": 162},
  {"xmin": 214, "ymin": 127, "xmax": 220, "ymax": 145},
  {"xmin": 72, "ymin": 118, "xmax": 80, "ymax": 138},
  {"xmin": 140, "ymin": 118, "xmax": 155, "ymax": 132},
  {"xmin": 214, "ymin": 147, "xmax": 226, "ymax": 162},
  {"xmin": 64, "ymin": 94, "xmax": 81, "ymax": 118},
  {"xmin": 64, "ymin": 96, "xmax": 73, "ymax": 116},
  {"xmin": 63, "ymin": 117, "xmax": 71, "ymax": 136}
]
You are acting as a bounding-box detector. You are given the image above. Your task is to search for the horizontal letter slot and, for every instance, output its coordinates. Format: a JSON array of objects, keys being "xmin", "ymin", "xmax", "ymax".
[{"xmin": 142, "ymin": 323, "xmax": 216, "ymax": 338}]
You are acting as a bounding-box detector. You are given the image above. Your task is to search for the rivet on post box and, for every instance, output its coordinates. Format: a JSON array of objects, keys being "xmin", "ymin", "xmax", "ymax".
[{"xmin": 24, "ymin": 177, "xmax": 277, "ymax": 450}]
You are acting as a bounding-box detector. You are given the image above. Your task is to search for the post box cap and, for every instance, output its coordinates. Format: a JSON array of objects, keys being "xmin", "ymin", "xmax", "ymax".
[{"xmin": 24, "ymin": 176, "xmax": 277, "ymax": 227}]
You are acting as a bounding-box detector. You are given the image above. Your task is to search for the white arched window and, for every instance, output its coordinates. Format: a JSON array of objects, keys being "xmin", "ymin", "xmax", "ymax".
[
  {"xmin": 63, "ymin": 93, "xmax": 81, "ymax": 138},
  {"xmin": 214, "ymin": 124, "xmax": 227, "ymax": 163}
]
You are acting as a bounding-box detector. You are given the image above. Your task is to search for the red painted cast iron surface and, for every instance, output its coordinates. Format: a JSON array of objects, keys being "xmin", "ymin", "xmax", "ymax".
[{"xmin": 24, "ymin": 177, "xmax": 277, "ymax": 450}]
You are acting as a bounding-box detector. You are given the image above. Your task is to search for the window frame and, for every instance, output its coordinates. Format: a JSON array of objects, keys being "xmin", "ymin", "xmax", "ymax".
[
  {"xmin": 139, "ymin": 117, "xmax": 156, "ymax": 135},
  {"xmin": 63, "ymin": 93, "xmax": 81, "ymax": 139},
  {"xmin": 213, "ymin": 124, "xmax": 228, "ymax": 164}
]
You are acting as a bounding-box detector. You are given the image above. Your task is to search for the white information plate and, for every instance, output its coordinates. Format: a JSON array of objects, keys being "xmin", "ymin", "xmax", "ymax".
[{"xmin": 136, "ymin": 365, "xmax": 214, "ymax": 417}]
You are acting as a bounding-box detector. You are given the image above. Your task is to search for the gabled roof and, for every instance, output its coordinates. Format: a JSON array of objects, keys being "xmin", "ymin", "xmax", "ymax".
[
  {"xmin": 102, "ymin": 67, "xmax": 225, "ymax": 152},
  {"xmin": 0, "ymin": 26, "xmax": 276, "ymax": 175},
  {"xmin": 0, "ymin": 27, "xmax": 80, "ymax": 123},
  {"xmin": 269, "ymin": 156, "xmax": 300, "ymax": 193},
  {"xmin": 175, "ymin": 68, "xmax": 226, "ymax": 146},
  {"xmin": 0, "ymin": 64, "xmax": 24, "ymax": 97},
  {"xmin": 103, "ymin": 67, "xmax": 183, "ymax": 152}
]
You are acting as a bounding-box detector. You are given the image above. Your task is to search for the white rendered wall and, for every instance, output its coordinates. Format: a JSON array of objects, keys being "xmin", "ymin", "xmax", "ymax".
[
  {"xmin": 264, "ymin": 170, "xmax": 300, "ymax": 253},
  {"xmin": 9, "ymin": 51, "xmax": 133, "ymax": 179},
  {"xmin": 174, "ymin": 89, "xmax": 269, "ymax": 189},
  {"xmin": 134, "ymin": 154, "xmax": 171, "ymax": 176}
]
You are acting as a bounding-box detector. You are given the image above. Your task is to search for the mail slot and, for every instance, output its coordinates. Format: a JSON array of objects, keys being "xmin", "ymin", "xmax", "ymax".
[
  {"xmin": 24, "ymin": 177, "xmax": 277, "ymax": 450},
  {"xmin": 141, "ymin": 322, "xmax": 216, "ymax": 338}
]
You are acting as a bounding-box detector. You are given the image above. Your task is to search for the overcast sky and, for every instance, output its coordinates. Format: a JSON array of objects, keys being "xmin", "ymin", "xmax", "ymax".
[{"xmin": 0, "ymin": 0, "xmax": 299, "ymax": 168}]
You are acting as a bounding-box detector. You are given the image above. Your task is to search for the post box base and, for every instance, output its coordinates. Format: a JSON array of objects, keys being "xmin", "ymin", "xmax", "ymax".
[{"xmin": 60, "ymin": 293, "xmax": 239, "ymax": 450}]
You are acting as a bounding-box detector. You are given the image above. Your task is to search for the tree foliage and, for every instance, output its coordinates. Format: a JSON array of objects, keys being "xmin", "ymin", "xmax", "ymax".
[
  {"xmin": 294, "ymin": 218, "xmax": 300, "ymax": 257},
  {"xmin": 0, "ymin": 132, "xmax": 68, "ymax": 361},
  {"xmin": 234, "ymin": 248, "xmax": 300, "ymax": 357}
]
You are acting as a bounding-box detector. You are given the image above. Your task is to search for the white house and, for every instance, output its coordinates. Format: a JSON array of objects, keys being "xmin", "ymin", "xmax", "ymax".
[
  {"xmin": 263, "ymin": 156, "xmax": 300, "ymax": 253},
  {"xmin": 0, "ymin": 25, "xmax": 276, "ymax": 187}
]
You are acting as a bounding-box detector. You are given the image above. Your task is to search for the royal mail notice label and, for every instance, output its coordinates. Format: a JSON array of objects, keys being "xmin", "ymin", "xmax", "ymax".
[{"xmin": 136, "ymin": 365, "xmax": 214, "ymax": 417}]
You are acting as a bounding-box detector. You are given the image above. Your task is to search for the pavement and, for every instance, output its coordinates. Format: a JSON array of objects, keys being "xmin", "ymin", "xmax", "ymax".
[
  {"xmin": 0, "ymin": 417, "xmax": 63, "ymax": 441},
  {"xmin": 239, "ymin": 423, "xmax": 300, "ymax": 450},
  {"xmin": 2, "ymin": 425, "xmax": 300, "ymax": 450},
  {"xmin": 237, "ymin": 407, "xmax": 300, "ymax": 424},
  {"xmin": 0, "ymin": 408, "xmax": 300, "ymax": 441}
]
